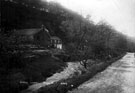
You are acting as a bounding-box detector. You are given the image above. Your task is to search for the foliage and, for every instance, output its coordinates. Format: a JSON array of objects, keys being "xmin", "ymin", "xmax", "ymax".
[
  {"xmin": 1, "ymin": 0, "xmax": 135, "ymax": 92},
  {"xmin": 1, "ymin": 0, "xmax": 132, "ymax": 68}
]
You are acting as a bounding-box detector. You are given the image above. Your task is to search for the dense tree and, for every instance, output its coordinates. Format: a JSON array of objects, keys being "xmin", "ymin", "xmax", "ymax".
[{"xmin": 1, "ymin": 0, "xmax": 132, "ymax": 67}]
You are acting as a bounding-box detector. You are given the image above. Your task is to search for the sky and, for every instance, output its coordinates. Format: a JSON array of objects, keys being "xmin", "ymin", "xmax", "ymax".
[{"xmin": 45, "ymin": 0, "xmax": 135, "ymax": 37}]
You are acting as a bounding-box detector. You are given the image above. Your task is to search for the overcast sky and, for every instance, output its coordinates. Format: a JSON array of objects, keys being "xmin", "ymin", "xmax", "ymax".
[{"xmin": 46, "ymin": 0, "xmax": 135, "ymax": 37}]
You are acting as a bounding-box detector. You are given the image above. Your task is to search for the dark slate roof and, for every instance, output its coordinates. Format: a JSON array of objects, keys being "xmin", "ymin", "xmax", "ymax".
[
  {"xmin": 15, "ymin": 28, "xmax": 49, "ymax": 36},
  {"xmin": 51, "ymin": 36, "xmax": 61, "ymax": 40}
]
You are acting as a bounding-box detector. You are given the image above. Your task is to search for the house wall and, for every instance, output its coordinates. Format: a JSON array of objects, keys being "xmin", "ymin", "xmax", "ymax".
[
  {"xmin": 50, "ymin": 38, "xmax": 62, "ymax": 49},
  {"xmin": 14, "ymin": 35, "xmax": 33, "ymax": 44},
  {"xmin": 34, "ymin": 30, "xmax": 50, "ymax": 47},
  {"xmin": 57, "ymin": 44, "xmax": 62, "ymax": 49}
]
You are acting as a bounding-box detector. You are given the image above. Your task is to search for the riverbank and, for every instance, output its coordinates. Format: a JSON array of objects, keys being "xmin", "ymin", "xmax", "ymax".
[
  {"xmin": 22, "ymin": 53, "xmax": 126, "ymax": 93},
  {"xmin": 21, "ymin": 62, "xmax": 85, "ymax": 93},
  {"xmin": 0, "ymin": 50, "xmax": 66, "ymax": 93}
]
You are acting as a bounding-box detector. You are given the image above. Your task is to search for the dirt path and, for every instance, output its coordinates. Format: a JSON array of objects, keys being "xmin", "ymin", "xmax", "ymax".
[{"xmin": 68, "ymin": 53, "xmax": 135, "ymax": 93}]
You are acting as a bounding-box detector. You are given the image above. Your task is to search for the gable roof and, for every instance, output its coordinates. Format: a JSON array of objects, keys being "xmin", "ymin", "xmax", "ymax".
[
  {"xmin": 51, "ymin": 36, "xmax": 61, "ymax": 40},
  {"xmin": 15, "ymin": 28, "xmax": 49, "ymax": 36}
]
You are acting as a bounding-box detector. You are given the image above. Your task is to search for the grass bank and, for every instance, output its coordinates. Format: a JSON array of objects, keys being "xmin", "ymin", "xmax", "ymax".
[
  {"xmin": 35, "ymin": 53, "xmax": 126, "ymax": 93},
  {"xmin": 0, "ymin": 52, "xmax": 67, "ymax": 93}
]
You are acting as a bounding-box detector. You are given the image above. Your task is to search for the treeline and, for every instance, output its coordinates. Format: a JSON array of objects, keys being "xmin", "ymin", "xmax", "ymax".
[
  {"xmin": 1, "ymin": 0, "xmax": 134, "ymax": 59},
  {"xmin": 1, "ymin": 0, "xmax": 135, "ymax": 92},
  {"xmin": 127, "ymin": 38, "xmax": 135, "ymax": 52}
]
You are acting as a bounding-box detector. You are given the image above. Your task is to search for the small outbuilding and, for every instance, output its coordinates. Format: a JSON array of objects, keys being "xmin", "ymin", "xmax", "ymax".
[{"xmin": 50, "ymin": 36, "xmax": 62, "ymax": 49}]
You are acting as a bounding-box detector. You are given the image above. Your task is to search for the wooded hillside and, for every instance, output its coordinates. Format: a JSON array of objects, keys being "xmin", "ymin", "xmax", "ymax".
[
  {"xmin": 1, "ymin": 0, "xmax": 134, "ymax": 56},
  {"xmin": 1, "ymin": 0, "xmax": 135, "ymax": 93}
]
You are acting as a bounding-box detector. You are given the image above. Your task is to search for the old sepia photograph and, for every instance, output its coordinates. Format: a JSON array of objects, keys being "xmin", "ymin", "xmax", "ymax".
[{"xmin": 0, "ymin": 0, "xmax": 135, "ymax": 93}]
